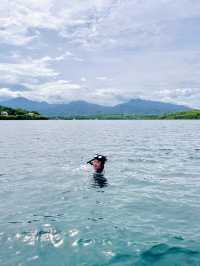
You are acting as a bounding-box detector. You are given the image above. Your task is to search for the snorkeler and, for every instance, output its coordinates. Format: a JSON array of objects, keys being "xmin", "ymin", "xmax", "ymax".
[{"xmin": 87, "ymin": 154, "xmax": 107, "ymax": 174}]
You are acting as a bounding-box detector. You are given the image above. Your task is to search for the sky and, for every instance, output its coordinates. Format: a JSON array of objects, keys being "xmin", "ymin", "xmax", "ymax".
[{"xmin": 0, "ymin": 0, "xmax": 200, "ymax": 107}]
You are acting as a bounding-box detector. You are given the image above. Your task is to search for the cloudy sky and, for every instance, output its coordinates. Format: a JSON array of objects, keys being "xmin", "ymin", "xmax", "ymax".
[{"xmin": 0, "ymin": 0, "xmax": 200, "ymax": 107}]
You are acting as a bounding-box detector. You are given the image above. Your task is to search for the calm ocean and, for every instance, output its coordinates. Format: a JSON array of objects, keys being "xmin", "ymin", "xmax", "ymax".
[{"xmin": 1, "ymin": 120, "xmax": 200, "ymax": 266}]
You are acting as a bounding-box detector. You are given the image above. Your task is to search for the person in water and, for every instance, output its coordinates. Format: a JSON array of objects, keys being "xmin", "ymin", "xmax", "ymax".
[
  {"xmin": 87, "ymin": 154, "xmax": 108, "ymax": 188},
  {"xmin": 87, "ymin": 154, "xmax": 107, "ymax": 174}
]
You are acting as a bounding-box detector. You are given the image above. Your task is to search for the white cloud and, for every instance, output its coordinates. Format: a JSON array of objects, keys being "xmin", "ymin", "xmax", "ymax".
[
  {"xmin": 157, "ymin": 88, "xmax": 200, "ymax": 99},
  {"xmin": 0, "ymin": 80, "xmax": 83, "ymax": 103},
  {"xmin": 54, "ymin": 51, "xmax": 84, "ymax": 62},
  {"xmin": 154, "ymin": 87, "xmax": 200, "ymax": 107},
  {"xmin": 0, "ymin": 27, "xmax": 37, "ymax": 46},
  {"xmin": 19, "ymin": 80, "xmax": 85, "ymax": 103},
  {"xmin": 0, "ymin": 56, "xmax": 58, "ymax": 84},
  {"xmin": 0, "ymin": 87, "xmax": 22, "ymax": 100},
  {"xmin": 73, "ymin": 57, "xmax": 84, "ymax": 62},
  {"xmin": 0, "ymin": 1, "xmax": 200, "ymax": 107},
  {"xmin": 0, "ymin": 80, "xmax": 121, "ymax": 105},
  {"xmin": 0, "ymin": 0, "xmax": 200, "ymax": 49},
  {"xmin": 96, "ymin": 76, "xmax": 109, "ymax": 81},
  {"xmin": 81, "ymin": 77, "xmax": 87, "ymax": 82}
]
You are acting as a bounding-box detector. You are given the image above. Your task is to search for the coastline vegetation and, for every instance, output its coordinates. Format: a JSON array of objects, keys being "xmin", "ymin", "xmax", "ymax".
[
  {"xmin": 0, "ymin": 106, "xmax": 48, "ymax": 120},
  {"xmin": 1, "ymin": 105, "xmax": 200, "ymax": 120},
  {"xmin": 60, "ymin": 110, "xmax": 200, "ymax": 120}
]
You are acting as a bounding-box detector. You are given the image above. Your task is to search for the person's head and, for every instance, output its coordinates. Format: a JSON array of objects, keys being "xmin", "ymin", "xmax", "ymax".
[
  {"xmin": 92, "ymin": 159, "xmax": 104, "ymax": 172},
  {"xmin": 87, "ymin": 154, "xmax": 107, "ymax": 173}
]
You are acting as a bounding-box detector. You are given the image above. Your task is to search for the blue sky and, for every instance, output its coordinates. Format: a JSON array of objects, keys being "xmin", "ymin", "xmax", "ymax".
[{"xmin": 0, "ymin": 0, "xmax": 200, "ymax": 107}]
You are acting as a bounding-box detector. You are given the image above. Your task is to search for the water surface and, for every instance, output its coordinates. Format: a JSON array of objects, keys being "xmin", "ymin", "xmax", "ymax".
[{"xmin": 0, "ymin": 121, "xmax": 200, "ymax": 266}]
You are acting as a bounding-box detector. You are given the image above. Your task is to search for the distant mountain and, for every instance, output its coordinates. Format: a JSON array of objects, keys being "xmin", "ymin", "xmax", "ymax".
[
  {"xmin": 112, "ymin": 98, "xmax": 191, "ymax": 115},
  {"xmin": 45, "ymin": 100, "xmax": 111, "ymax": 116},
  {"xmin": 0, "ymin": 97, "xmax": 191, "ymax": 117},
  {"xmin": 0, "ymin": 97, "xmax": 111, "ymax": 116},
  {"xmin": 0, "ymin": 97, "xmax": 50, "ymax": 111}
]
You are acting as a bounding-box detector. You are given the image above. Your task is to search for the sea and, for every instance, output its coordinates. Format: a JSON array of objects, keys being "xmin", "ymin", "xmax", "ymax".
[{"xmin": 0, "ymin": 120, "xmax": 200, "ymax": 266}]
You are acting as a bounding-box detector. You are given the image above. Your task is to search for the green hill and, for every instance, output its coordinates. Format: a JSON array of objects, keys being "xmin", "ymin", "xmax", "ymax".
[
  {"xmin": 159, "ymin": 110, "xmax": 200, "ymax": 119},
  {"xmin": 0, "ymin": 105, "xmax": 48, "ymax": 120},
  {"xmin": 1, "ymin": 105, "xmax": 199, "ymax": 120},
  {"xmin": 61, "ymin": 110, "xmax": 200, "ymax": 120}
]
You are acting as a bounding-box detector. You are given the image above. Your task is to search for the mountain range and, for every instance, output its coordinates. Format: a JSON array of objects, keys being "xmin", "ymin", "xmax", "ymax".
[{"xmin": 0, "ymin": 97, "xmax": 191, "ymax": 117}]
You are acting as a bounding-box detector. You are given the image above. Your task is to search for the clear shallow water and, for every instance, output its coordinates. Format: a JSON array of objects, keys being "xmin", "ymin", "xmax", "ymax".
[{"xmin": 0, "ymin": 120, "xmax": 200, "ymax": 266}]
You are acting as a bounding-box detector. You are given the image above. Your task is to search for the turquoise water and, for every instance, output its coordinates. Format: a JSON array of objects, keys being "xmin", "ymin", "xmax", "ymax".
[{"xmin": 1, "ymin": 120, "xmax": 200, "ymax": 266}]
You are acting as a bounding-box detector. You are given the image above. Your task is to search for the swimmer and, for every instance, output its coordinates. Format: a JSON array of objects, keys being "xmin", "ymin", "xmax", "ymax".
[{"xmin": 87, "ymin": 154, "xmax": 107, "ymax": 174}]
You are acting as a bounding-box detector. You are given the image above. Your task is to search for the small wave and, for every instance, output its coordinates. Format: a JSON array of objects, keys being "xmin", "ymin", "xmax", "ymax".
[
  {"xmin": 72, "ymin": 164, "xmax": 90, "ymax": 173},
  {"xmin": 128, "ymin": 158, "xmax": 157, "ymax": 163},
  {"xmin": 173, "ymin": 236, "xmax": 184, "ymax": 241},
  {"xmin": 87, "ymin": 217, "xmax": 104, "ymax": 222},
  {"xmin": 109, "ymin": 253, "xmax": 134, "ymax": 264},
  {"xmin": 135, "ymin": 243, "xmax": 199, "ymax": 265},
  {"xmin": 69, "ymin": 229, "xmax": 79, "ymax": 237},
  {"xmin": 16, "ymin": 224, "xmax": 64, "ymax": 248},
  {"xmin": 71, "ymin": 238, "xmax": 94, "ymax": 247},
  {"xmin": 8, "ymin": 221, "xmax": 22, "ymax": 224},
  {"xmin": 27, "ymin": 219, "xmax": 40, "ymax": 224},
  {"xmin": 188, "ymin": 156, "xmax": 200, "ymax": 160},
  {"xmin": 33, "ymin": 213, "xmax": 64, "ymax": 219},
  {"xmin": 8, "ymin": 213, "xmax": 64, "ymax": 225},
  {"xmin": 27, "ymin": 255, "xmax": 39, "ymax": 262},
  {"xmin": 158, "ymin": 148, "xmax": 173, "ymax": 151}
]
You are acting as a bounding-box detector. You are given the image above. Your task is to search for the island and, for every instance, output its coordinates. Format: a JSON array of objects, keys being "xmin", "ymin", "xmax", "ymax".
[{"xmin": 0, "ymin": 106, "xmax": 48, "ymax": 120}]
